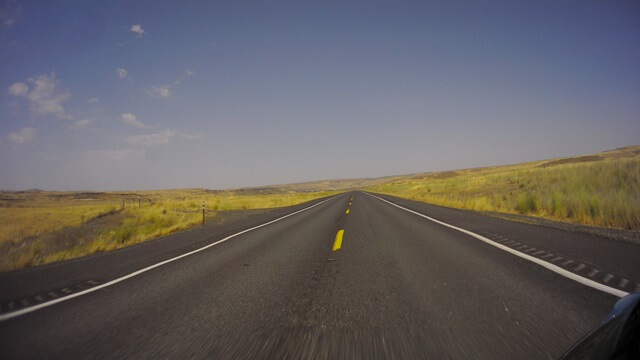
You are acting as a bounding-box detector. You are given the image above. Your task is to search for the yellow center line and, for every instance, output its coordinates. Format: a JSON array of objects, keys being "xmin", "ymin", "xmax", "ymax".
[
  {"xmin": 332, "ymin": 229, "xmax": 344, "ymax": 251},
  {"xmin": 346, "ymin": 209, "xmax": 350, "ymax": 214}
]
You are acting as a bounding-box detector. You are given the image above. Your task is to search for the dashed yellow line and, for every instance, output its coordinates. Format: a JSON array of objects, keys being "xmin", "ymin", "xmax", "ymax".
[
  {"xmin": 346, "ymin": 209, "xmax": 350, "ymax": 214},
  {"xmin": 332, "ymin": 229, "xmax": 344, "ymax": 251}
]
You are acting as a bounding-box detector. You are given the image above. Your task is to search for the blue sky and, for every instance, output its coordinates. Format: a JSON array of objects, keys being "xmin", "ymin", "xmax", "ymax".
[{"xmin": 1, "ymin": 1, "xmax": 639, "ymax": 191}]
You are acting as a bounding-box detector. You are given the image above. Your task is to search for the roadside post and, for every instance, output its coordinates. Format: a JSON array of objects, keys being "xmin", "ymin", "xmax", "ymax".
[{"xmin": 202, "ymin": 201, "xmax": 205, "ymax": 227}]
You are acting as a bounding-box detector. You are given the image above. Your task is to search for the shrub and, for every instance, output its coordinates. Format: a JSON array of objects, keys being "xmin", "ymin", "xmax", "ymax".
[{"xmin": 517, "ymin": 193, "xmax": 537, "ymax": 214}]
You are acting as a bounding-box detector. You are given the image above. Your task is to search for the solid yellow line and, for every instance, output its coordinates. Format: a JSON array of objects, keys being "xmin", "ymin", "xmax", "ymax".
[
  {"xmin": 346, "ymin": 209, "xmax": 350, "ymax": 214},
  {"xmin": 332, "ymin": 229, "xmax": 344, "ymax": 251}
]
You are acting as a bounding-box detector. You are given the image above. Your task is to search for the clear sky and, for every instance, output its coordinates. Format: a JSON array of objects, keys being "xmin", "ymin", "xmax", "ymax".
[{"xmin": 1, "ymin": 1, "xmax": 639, "ymax": 191}]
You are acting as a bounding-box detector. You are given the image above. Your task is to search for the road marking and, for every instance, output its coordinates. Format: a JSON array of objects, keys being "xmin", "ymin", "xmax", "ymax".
[
  {"xmin": 532, "ymin": 251, "xmax": 545, "ymax": 256},
  {"xmin": 619, "ymin": 278, "xmax": 629, "ymax": 288},
  {"xmin": 332, "ymin": 230, "xmax": 345, "ymax": 251},
  {"xmin": 562, "ymin": 260, "xmax": 574, "ymax": 266},
  {"xmin": 0, "ymin": 195, "xmax": 340, "ymax": 322},
  {"xmin": 603, "ymin": 274, "xmax": 614, "ymax": 283},
  {"xmin": 588, "ymin": 269, "xmax": 600, "ymax": 277},
  {"xmin": 574, "ymin": 263, "xmax": 586, "ymax": 272},
  {"xmin": 346, "ymin": 209, "xmax": 350, "ymax": 214},
  {"xmin": 541, "ymin": 253, "xmax": 554, "ymax": 258},
  {"xmin": 551, "ymin": 256, "xmax": 563, "ymax": 263},
  {"xmin": 367, "ymin": 193, "xmax": 629, "ymax": 298}
]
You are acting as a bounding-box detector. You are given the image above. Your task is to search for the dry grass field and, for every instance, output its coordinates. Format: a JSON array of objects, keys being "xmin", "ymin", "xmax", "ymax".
[
  {"xmin": 367, "ymin": 145, "xmax": 640, "ymax": 231},
  {"xmin": 0, "ymin": 189, "xmax": 338, "ymax": 271}
]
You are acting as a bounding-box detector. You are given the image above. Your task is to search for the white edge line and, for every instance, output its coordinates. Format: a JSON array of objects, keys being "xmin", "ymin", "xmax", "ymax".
[
  {"xmin": 0, "ymin": 195, "xmax": 339, "ymax": 322},
  {"xmin": 366, "ymin": 193, "xmax": 629, "ymax": 299}
]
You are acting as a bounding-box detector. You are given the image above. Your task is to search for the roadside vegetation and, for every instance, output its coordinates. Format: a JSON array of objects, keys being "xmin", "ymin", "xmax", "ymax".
[
  {"xmin": 2, "ymin": 145, "xmax": 638, "ymax": 272},
  {"xmin": 367, "ymin": 146, "xmax": 640, "ymax": 231},
  {"xmin": 0, "ymin": 189, "xmax": 337, "ymax": 271}
]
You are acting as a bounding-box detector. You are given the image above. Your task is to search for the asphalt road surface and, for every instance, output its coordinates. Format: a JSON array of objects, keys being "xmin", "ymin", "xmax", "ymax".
[{"xmin": 1, "ymin": 192, "xmax": 639, "ymax": 359}]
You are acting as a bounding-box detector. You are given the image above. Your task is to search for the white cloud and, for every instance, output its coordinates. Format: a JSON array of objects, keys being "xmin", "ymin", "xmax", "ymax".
[
  {"xmin": 125, "ymin": 129, "xmax": 176, "ymax": 146},
  {"xmin": 8, "ymin": 127, "xmax": 36, "ymax": 144},
  {"xmin": 130, "ymin": 24, "xmax": 144, "ymax": 37},
  {"xmin": 29, "ymin": 73, "xmax": 70, "ymax": 117},
  {"xmin": 9, "ymin": 73, "xmax": 70, "ymax": 118},
  {"xmin": 116, "ymin": 68, "xmax": 128, "ymax": 79},
  {"xmin": 147, "ymin": 70, "xmax": 193, "ymax": 97},
  {"xmin": 70, "ymin": 119, "xmax": 92, "ymax": 130},
  {"xmin": 8, "ymin": 82, "xmax": 28, "ymax": 95},
  {"xmin": 121, "ymin": 113, "xmax": 151, "ymax": 129},
  {"xmin": 87, "ymin": 97, "xmax": 99, "ymax": 104},
  {"xmin": 147, "ymin": 85, "xmax": 172, "ymax": 98},
  {"xmin": 174, "ymin": 69, "xmax": 194, "ymax": 85},
  {"xmin": 86, "ymin": 148, "xmax": 146, "ymax": 162}
]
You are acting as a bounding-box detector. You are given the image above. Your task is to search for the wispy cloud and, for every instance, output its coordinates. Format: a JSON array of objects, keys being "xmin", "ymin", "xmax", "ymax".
[
  {"xmin": 69, "ymin": 119, "xmax": 92, "ymax": 130},
  {"xmin": 116, "ymin": 68, "xmax": 128, "ymax": 79},
  {"xmin": 8, "ymin": 127, "xmax": 36, "ymax": 144},
  {"xmin": 121, "ymin": 113, "xmax": 151, "ymax": 129},
  {"xmin": 8, "ymin": 82, "xmax": 28, "ymax": 95},
  {"xmin": 0, "ymin": 1, "xmax": 21, "ymax": 28},
  {"xmin": 147, "ymin": 85, "xmax": 172, "ymax": 98},
  {"xmin": 87, "ymin": 97, "xmax": 99, "ymax": 104},
  {"xmin": 147, "ymin": 70, "xmax": 193, "ymax": 98},
  {"xmin": 8, "ymin": 72, "xmax": 70, "ymax": 118},
  {"xmin": 130, "ymin": 24, "xmax": 144, "ymax": 37},
  {"xmin": 124, "ymin": 129, "xmax": 176, "ymax": 146},
  {"xmin": 174, "ymin": 69, "xmax": 194, "ymax": 85}
]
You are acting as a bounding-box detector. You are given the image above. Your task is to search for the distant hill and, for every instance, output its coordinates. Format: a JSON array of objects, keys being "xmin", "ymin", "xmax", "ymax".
[{"xmin": 264, "ymin": 145, "xmax": 640, "ymax": 193}]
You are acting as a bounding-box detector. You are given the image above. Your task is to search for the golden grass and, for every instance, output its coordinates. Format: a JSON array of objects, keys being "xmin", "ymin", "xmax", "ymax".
[
  {"xmin": 0, "ymin": 189, "xmax": 339, "ymax": 271},
  {"xmin": 367, "ymin": 148, "xmax": 640, "ymax": 230}
]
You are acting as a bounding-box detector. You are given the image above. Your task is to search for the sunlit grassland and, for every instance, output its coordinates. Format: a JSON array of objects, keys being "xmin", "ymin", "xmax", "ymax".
[
  {"xmin": 0, "ymin": 190, "xmax": 127, "ymax": 248},
  {"xmin": 367, "ymin": 147, "xmax": 640, "ymax": 230},
  {"xmin": 76, "ymin": 191, "xmax": 339, "ymax": 255},
  {"xmin": 0, "ymin": 189, "xmax": 338, "ymax": 271}
]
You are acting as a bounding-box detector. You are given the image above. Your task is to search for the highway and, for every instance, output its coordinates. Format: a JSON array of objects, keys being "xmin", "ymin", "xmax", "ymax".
[{"xmin": 1, "ymin": 192, "xmax": 638, "ymax": 359}]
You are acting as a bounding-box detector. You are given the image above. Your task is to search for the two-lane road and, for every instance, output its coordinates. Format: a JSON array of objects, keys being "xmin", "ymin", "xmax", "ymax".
[{"xmin": 1, "ymin": 192, "xmax": 638, "ymax": 359}]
